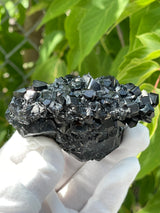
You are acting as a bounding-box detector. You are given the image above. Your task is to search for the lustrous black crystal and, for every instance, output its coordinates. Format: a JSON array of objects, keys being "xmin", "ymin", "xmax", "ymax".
[{"xmin": 6, "ymin": 74, "xmax": 159, "ymax": 161}]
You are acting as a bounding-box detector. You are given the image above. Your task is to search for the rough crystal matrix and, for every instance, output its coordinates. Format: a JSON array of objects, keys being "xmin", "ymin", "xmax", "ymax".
[{"xmin": 6, "ymin": 74, "xmax": 159, "ymax": 161}]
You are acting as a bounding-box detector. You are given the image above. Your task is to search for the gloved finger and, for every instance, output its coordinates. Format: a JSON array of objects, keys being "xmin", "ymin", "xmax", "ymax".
[
  {"xmin": 105, "ymin": 123, "xmax": 150, "ymax": 163},
  {"xmin": 40, "ymin": 190, "xmax": 77, "ymax": 213},
  {"xmin": 0, "ymin": 131, "xmax": 61, "ymax": 164},
  {"xmin": 80, "ymin": 157, "xmax": 140, "ymax": 213},
  {"xmin": 0, "ymin": 133, "xmax": 64, "ymax": 212},
  {"xmin": 0, "ymin": 171, "xmax": 41, "ymax": 213},
  {"xmin": 56, "ymin": 151, "xmax": 85, "ymax": 192},
  {"xmin": 57, "ymin": 124, "xmax": 149, "ymax": 211},
  {"xmin": 0, "ymin": 131, "xmax": 83, "ymax": 194}
]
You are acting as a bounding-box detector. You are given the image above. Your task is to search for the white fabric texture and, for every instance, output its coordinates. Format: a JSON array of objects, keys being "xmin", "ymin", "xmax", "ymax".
[{"xmin": 0, "ymin": 123, "xmax": 149, "ymax": 213}]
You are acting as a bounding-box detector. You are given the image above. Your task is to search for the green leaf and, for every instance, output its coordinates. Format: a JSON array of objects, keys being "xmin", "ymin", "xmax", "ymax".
[
  {"xmin": 117, "ymin": 60, "xmax": 159, "ymax": 85},
  {"xmin": 80, "ymin": 45, "xmax": 113, "ymax": 78},
  {"xmin": 119, "ymin": 33, "xmax": 160, "ymax": 72},
  {"xmin": 140, "ymin": 83, "xmax": 154, "ymax": 92},
  {"xmin": 40, "ymin": 0, "xmax": 81, "ymax": 26},
  {"xmin": 137, "ymin": 189, "xmax": 160, "ymax": 213},
  {"xmin": 119, "ymin": 47, "xmax": 150, "ymax": 71},
  {"xmin": 79, "ymin": 0, "xmax": 129, "ymax": 65},
  {"xmin": 137, "ymin": 33, "xmax": 160, "ymax": 60},
  {"xmin": 136, "ymin": 115, "xmax": 160, "ymax": 180},
  {"xmin": 65, "ymin": 6, "xmax": 86, "ymax": 71},
  {"xmin": 130, "ymin": 2, "xmax": 160, "ymax": 50},
  {"xmin": 45, "ymin": 15, "xmax": 66, "ymax": 35},
  {"xmin": 118, "ymin": 0, "xmax": 156, "ymax": 24},
  {"xmin": 66, "ymin": 0, "xmax": 129, "ymax": 71},
  {"xmin": 38, "ymin": 31, "xmax": 64, "ymax": 63},
  {"xmin": 107, "ymin": 0, "xmax": 156, "ymax": 35},
  {"xmin": 109, "ymin": 46, "xmax": 129, "ymax": 77},
  {"xmin": 137, "ymin": 175, "xmax": 155, "ymax": 207},
  {"xmin": 32, "ymin": 56, "xmax": 67, "ymax": 83}
]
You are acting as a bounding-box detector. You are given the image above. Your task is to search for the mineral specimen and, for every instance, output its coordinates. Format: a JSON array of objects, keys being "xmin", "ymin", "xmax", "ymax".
[{"xmin": 6, "ymin": 74, "xmax": 159, "ymax": 161}]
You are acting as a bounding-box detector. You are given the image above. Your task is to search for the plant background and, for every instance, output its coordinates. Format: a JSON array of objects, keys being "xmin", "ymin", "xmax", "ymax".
[{"xmin": 0, "ymin": 0, "xmax": 160, "ymax": 212}]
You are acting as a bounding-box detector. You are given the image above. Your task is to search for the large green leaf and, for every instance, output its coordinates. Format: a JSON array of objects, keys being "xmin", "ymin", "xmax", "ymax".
[
  {"xmin": 45, "ymin": 15, "xmax": 66, "ymax": 35},
  {"xmin": 78, "ymin": 0, "xmax": 129, "ymax": 63},
  {"xmin": 119, "ymin": 47, "xmax": 150, "ymax": 71},
  {"xmin": 65, "ymin": 5, "xmax": 86, "ymax": 72},
  {"xmin": 107, "ymin": 0, "xmax": 156, "ymax": 35},
  {"xmin": 66, "ymin": 0, "xmax": 129, "ymax": 71},
  {"xmin": 118, "ymin": 0, "xmax": 156, "ymax": 24},
  {"xmin": 137, "ymin": 33, "xmax": 160, "ymax": 60},
  {"xmin": 137, "ymin": 190, "xmax": 160, "ymax": 213},
  {"xmin": 136, "ymin": 115, "xmax": 160, "ymax": 180},
  {"xmin": 118, "ymin": 32, "xmax": 160, "ymax": 85},
  {"xmin": 40, "ymin": 0, "xmax": 81, "ymax": 26},
  {"xmin": 117, "ymin": 60, "xmax": 159, "ymax": 85},
  {"xmin": 119, "ymin": 33, "xmax": 160, "ymax": 72},
  {"xmin": 140, "ymin": 83, "xmax": 155, "ymax": 92},
  {"xmin": 130, "ymin": 2, "xmax": 160, "ymax": 50}
]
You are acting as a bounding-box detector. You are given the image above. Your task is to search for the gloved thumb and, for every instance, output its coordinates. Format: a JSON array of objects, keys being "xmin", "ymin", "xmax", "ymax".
[{"xmin": 0, "ymin": 132, "xmax": 64, "ymax": 213}]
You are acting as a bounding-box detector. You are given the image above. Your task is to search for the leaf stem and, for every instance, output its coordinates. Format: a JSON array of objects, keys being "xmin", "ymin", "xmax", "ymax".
[
  {"xmin": 153, "ymin": 69, "xmax": 160, "ymax": 92},
  {"xmin": 154, "ymin": 74, "xmax": 160, "ymax": 90},
  {"xmin": 116, "ymin": 24, "xmax": 125, "ymax": 47}
]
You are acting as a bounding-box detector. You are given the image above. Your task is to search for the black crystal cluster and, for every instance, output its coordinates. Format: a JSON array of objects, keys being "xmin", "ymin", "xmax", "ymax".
[{"xmin": 6, "ymin": 74, "xmax": 158, "ymax": 161}]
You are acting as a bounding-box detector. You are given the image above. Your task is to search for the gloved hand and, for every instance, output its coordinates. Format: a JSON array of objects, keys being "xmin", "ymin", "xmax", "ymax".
[{"xmin": 0, "ymin": 123, "xmax": 149, "ymax": 213}]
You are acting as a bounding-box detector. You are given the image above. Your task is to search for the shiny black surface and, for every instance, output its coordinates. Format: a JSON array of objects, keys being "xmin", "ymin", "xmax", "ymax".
[{"xmin": 6, "ymin": 74, "xmax": 159, "ymax": 161}]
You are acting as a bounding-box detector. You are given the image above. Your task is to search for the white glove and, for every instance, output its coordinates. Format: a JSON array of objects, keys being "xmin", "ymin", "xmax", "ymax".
[{"xmin": 0, "ymin": 123, "xmax": 149, "ymax": 213}]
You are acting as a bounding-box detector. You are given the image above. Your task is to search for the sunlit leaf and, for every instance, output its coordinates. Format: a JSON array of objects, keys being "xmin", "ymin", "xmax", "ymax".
[
  {"xmin": 117, "ymin": 60, "xmax": 159, "ymax": 85},
  {"xmin": 78, "ymin": 0, "xmax": 129, "ymax": 64},
  {"xmin": 66, "ymin": 0, "xmax": 129, "ymax": 71},
  {"xmin": 65, "ymin": 6, "xmax": 85, "ymax": 72},
  {"xmin": 40, "ymin": 0, "xmax": 81, "ymax": 27},
  {"xmin": 108, "ymin": 0, "xmax": 156, "ymax": 35},
  {"xmin": 130, "ymin": 2, "xmax": 160, "ymax": 50}
]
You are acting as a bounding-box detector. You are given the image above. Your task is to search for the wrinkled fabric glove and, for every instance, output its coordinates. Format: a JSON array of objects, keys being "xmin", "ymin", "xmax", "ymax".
[{"xmin": 0, "ymin": 123, "xmax": 149, "ymax": 213}]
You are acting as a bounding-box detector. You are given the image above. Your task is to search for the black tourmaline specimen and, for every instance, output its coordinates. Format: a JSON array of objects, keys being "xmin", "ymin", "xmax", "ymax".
[{"xmin": 6, "ymin": 74, "xmax": 159, "ymax": 161}]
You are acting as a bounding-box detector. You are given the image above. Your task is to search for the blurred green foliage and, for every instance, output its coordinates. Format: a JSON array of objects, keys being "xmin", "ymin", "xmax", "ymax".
[{"xmin": 0, "ymin": 0, "xmax": 160, "ymax": 212}]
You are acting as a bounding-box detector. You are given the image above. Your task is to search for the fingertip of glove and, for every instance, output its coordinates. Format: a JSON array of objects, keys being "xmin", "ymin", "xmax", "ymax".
[
  {"xmin": 134, "ymin": 123, "xmax": 150, "ymax": 151},
  {"xmin": 121, "ymin": 157, "xmax": 140, "ymax": 174},
  {"xmin": 136, "ymin": 123, "xmax": 150, "ymax": 150},
  {"xmin": 123, "ymin": 123, "xmax": 150, "ymax": 153}
]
